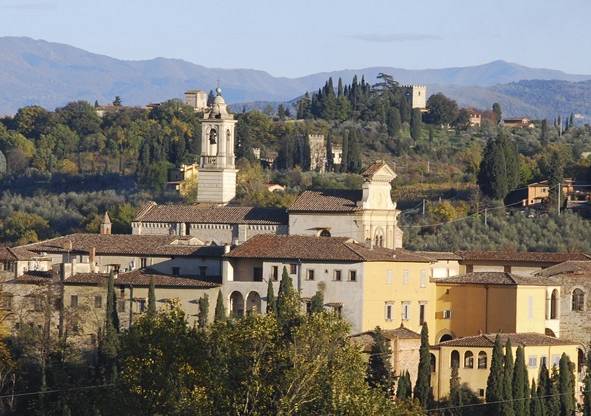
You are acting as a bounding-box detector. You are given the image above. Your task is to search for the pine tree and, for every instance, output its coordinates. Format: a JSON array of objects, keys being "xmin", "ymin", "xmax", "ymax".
[
  {"xmin": 266, "ymin": 279, "xmax": 276, "ymax": 314},
  {"xmin": 413, "ymin": 322, "xmax": 431, "ymax": 409},
  {"xmin": 513, "ymin": 346, "xmax": 528, "ymax": 416},
  {"xmin": 214, "ymin": 290, "xmax": 226, "ymax": 322},
  {"xmin": 147, "ymin": 276, "xmax": 156, "ymax": 317},
  {"xmin": 502, "ymin": 339, "xmax": 515, "ymax": 416},
  {"xmin": 197, "ymin": 294, "xmax": 209, "ymax": 329},
  {"xmin": 485, "ymin": 335, "xmax": 505, "ymax": 416},
  {"xmin": 276, "ymin": 266, "xmax": 300, "ymax": 335},
  {"xmin": 530, "ymin": 380, "xmax": 543, "ymax": 416},
  {"xmin": 449, "ymin": 360, "xmax": 463, "ymax": 416},
  {"xmin": 310, "ymin": 290, "xmax": 324, "ymax": 314},
  {"xmin": 558, "ymin": 354, "xmax": 574, "ymax": 416},
  {"xmin": 367, "ymin": 327, "xmax": 393, "ymax": 396}
]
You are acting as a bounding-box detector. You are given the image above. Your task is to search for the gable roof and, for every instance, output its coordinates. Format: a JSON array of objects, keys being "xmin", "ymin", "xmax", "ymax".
[
  {"xmin": 134, "ymin": 203, "xmax": 287, "ymax": 225},
  {"xmin": 350, "ymin": 325, "xmax": 421, "ymax": 353},
  {"xmin": 225, "ymin": 234, "xmax": 432, "ymax": 263},
  {"xmin": 435, "ymin": 272, "xmax": 555, "ymax": 286},
  {"xmin": 457, "ymin": 251, "xmax": 590, "ymax": 264},
  {"xmin": 0, "ymin": 246, "xmax": 39, "ymax": 261},
  {"xmin": 23, "ymin": 234, "xmax": 225, "ymax": 258},
  {"xmin": 361, "ymin": 160, "xmax": 395, "ymax": 180},
  {"xmin": 433, "ymin": 333, "xmax": 575, "ymax": 348},
  {"xmin": 67, "ymin": 269, "xmax": 220, "ymax": 288},
  {"xmin": 289, "ymin": 189, "xmax": 362, "ymax": 212},
  {"xmin": 536, "ymin": 260, "xmax": 591, "ymax": 277}
]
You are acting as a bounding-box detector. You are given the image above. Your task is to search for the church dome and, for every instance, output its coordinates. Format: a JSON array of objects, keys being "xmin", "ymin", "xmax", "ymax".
[{"xmin": 208, "ymin": 87, "xmax": 232, "ymax": 119}]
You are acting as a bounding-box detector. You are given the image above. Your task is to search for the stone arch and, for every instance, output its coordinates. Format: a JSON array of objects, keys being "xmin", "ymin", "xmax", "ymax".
[
  {"xmin": 550, "ymin": 289, "xmax": 559, "ymax": 319},
  {"xmin": 572, "ymin": 287, "xmax": 585, "ymax": 312},
  {"xmin": 464, "ymin": 351, "xmax": 474, "ymax": 368},
  {"xmin": 318, "ymin": 229, "xmax": 331, "ymax": 237},
  {"xmin": 246, "ymin": 291, "xmax": 261, "ymax": 315},
  {"xmin": 436, "ymin": 329, "xmax": 454, "ymax": 343},
  {"xmin": 545, "ymin": 328, "xmax": 557, "ymax": 337},
  {"xmin": 229, "ymin": 291, "xmax": 244, "ymax": 317},
  {"xmin": 451, "ymin": 350, "xmax": 460, "ymax": 368}
]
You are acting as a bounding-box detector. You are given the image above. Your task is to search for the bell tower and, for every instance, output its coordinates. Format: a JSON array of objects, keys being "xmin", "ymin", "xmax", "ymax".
[{"xmin": 197, "ymin": 87, "xmax": 238, "ymax": 205}]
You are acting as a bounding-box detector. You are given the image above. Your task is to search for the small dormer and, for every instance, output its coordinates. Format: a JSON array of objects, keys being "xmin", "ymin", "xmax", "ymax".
[{"xmin": 359, "ymin": 161, "xmax": 397, "ymax": 210}]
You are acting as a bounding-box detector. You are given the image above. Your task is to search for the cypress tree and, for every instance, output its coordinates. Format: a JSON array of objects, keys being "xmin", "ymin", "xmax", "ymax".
[
  {"xmin": 197, "ymin": 294, "xmax": 209, "ymax": 329},
  {"xmin": 584, "ymin": 345, "xmax": 591, "ymax": 416},
  {"xmin": 558, "ymin": 354, "xmax": 574, "ymax": 416},
  {"xmin": 367, "ymin": 327, "xmax": 393, "ymax": 396},
  {"xmin": 147, "ymin": 276, "xmax": 156, "ymax": 317},
  {"xmin": 541, "ymin": 119, "xmax": 549, "ymax": 145},
  {"xmin": 502, "ymin": 339, "xmax": 515, "ymax": 416},
  {"xmin": 276, "ymin": 266, "xmax": 300, "ymax": 335},
  {"xmin": 485, "ymin": 335, "xmax": 505, "ymax": 416},
  {"xmin": 396, "ymin": 371, "xmax": 412, "ymax": 400},
  {"xmin": 410, "ymin": 108, "xmax": 422, "ymax": 141},
  {"xmin": 310, "ymin": 290, "xmax": 324, "ymax": 314},
  {"xmin": 547, "ymin": 365, "xmax": 560, "ymax": 416},
  {"xmin": 341, "ymin": 133, "xmax": 349, "ymax": 173},
  {"xmin": 214, "ymin": 290, "xmax": 225, "ymax": 322},
  {"xmin": 513, "ymin": 346, "xmax": 528, "ymax": 416},
  {"xmin": 386, "ymin": 108, "xmax": 402, "ymax": 137},
  {"xmin": 99, "ymin": 271, "xmax": 119, "ymax": 381},
  {"xmin": 478, "ymin": 137, "xmax": 508, "ymax": 199},
  {"xmin": 530, "ymin": 380, "xmax": 543, "ymax": 416},
  {"xmin": 413, "ymin": 322, "xmax": 431, "ymax": 409},
  {"xmin": 492, "ymin": 102, "xmax": 502, "ymax": 124},
  {"xmin": 265, "ymin": 279, "xmax": 276, "ymax": 314},
  {"xmin": 538, "ymin": 360, "xmax": 550, "ymax": 415},
  {"xmin": 347, "ymin": 129, "xmax": 362, "ymax": 173},
  {"xmin": 449, "ymin": 360, "xmax": 463, "ymax": 416}
]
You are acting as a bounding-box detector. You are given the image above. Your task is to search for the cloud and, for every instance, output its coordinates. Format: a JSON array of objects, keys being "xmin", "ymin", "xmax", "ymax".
[
  {"xmin": 0, "ymin": 2, "xmax": 56, "ymax": 10},
  {"xmin": 350, "ymin": 33, "xmax": 442, "ymax": 43}
]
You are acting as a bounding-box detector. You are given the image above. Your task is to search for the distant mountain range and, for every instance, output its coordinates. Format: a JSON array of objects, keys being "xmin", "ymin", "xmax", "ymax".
[{"xmin": 1, "ymin": 36, "xmax": 590, "ymax": 121}]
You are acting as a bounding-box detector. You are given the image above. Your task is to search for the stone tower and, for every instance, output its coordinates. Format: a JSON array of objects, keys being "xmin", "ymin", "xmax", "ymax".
[
  {"xmin": 410, "ymin": 85, "xmax": 427, "ymax": 110},
  {"xmin": 100, "ymin": 212, "xmax": 112, "ymax": 235},
  {"xmin": 308, "ymin": 134, "xmax": 326, "ymax": 172},
  {"xmin": 197, "ymin": 87, "xmax": 238, "ymax": 205}
]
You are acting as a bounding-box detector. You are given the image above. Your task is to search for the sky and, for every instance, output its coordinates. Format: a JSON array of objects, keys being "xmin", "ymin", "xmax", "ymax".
[{"xmin": 0, "ymin": 0, "xmax": 590, "ymax": 77}]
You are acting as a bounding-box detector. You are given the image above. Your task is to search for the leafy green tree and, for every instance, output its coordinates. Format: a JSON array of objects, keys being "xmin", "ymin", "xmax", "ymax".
[
  {"xmin": 413, "ymin": 322, "xmax": 431, "ymax": 408},
  {"xmin": 310, "ymin": 290, "xmax": 324, "ymax": 314},
  {"xmin": 214, "ymin": 290, "xmax": 226, "ymax": 322},
  {"xmin": 266, "ymin": 279, "xmax": 276, "ymax": 314},
  {"xmin": 13, "ymin": 105, "xmax": 54, "ymax": 140},
  {"xmin": 113, "ymin": 96, "xmax": 122, "ymax": 107},
  {"xmin": 425, "ymin": 93, "xmax": 459, "ymax": 125},
  {"xmin": 1, "ymin": 211, "xmax": 49, "ymax": 244},
  {"xmin": 502, "ymin": 339, "xmax": 515, "ymax": 416},
  {"xmin": 454, "ymin": 108, "xmax": 471, "ymax": 130},
  {"xmin": 56, "ymin": 101, "xmax": 101, "ymax": 137},
  {"xmin": 485, "ymin": 335, "xmax": 504, "ymax": 416},
  {"xmin": 367, "ymin": 327, "xmax": 393, "ymax": 395},
  {"xmin": 558, "ymin": 354, "xmax": 574, "ymax": 416},
  {"xmin": 147, "ymin": 277, "xmax": 156, "ymax": 318},
  {"xmin": 197, "ymin": 294, "xmax": 209, "ymax": 329},
  {"xmin": 512, "ymin": 345, "xmax": 528, "ymax": 416}
]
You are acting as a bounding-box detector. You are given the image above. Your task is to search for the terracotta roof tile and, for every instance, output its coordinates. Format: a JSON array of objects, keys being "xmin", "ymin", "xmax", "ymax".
[
  {"xmin": 457, "ymin": 251, "xmax": 590, "ymax": 263},
  {"xmin": 350, "ymin": 326, "xmax": 421, "ymax": 353},
  {"xmin": 435, "ymin": 272, "xmax": 556, "ymax": 286},
  {"xmin": 134, "ymin": 203, "xmax": 287, "ymax": 225},
  {"xmin": 289, "ymin": 189, "xmax": 362, "ymax": 212},
  {"xmin": 413, "ymin": 251, "xmax": 462, "ymax": 261},
  {"xmin": 66, "ymin": 269, "xmax": 219, "ymax": 288},
  {"xmin": 433, "ymin": 333, "xmax": 576, "ymax": 348},
  {"xmin": 0, "ymin": 246, "xmax": 41, "ymax": 261},
  {"xmin": 361, "ymin": 160, "xmax": 393, "ymax": 179},
  {"xmin": 536, "ymin": 261, "xmax": 591, "ymax": 277},
  {"xmin": 23, "ymin": 234, "xmax": 225, "ymax": 258}
]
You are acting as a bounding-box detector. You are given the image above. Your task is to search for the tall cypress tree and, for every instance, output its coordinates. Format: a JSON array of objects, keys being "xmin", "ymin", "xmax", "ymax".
[
  {"xmin": 341, "ymin": 133, "xmax": 349, "ymax": 173},
  {"xmin": 396, "ymin": 371, "xmax": 412, "ymax": 400},
  {"xmin": 547, "ymin": 365, "xmax": 560, "ymax": 416},
  {"xmin": 99, "ymin": 271, "xmax": 119, "ymax": 381},
  {"xmin": 265, "ymin": 279, "xmax": 276, "ymax": 314},
  {"xmin": 538, "ymin": 360, "xmax": 550, "ymax": 415},
  {"xmin": 541, "ymin": 119, "xmax": 549, "ymax": 145},
  {"xmin": 513, "ymin": 346, "xmax": 528, "ymax": 416},
  {"xmin": 530, "ymin": 380, "xmax": 543, "ymax": 416},
  {"xmin": 410, "ymin": 108, "xmax": 422, "ymax": 141},
  {"xmin": 502, "ymin": 339, "xmax": 515, "ymax": 416},
  {"xmin": 197, "ymin": 294, "xmax": 209, "ymax": 329},
  {"xmin": 478, "ymin": 137, "xmax": 508, "ymax": 199},
  {"xmin": 276, "ymin": 266, "xmax": 300, "ymax": 335},
  {"xmin": 584, "ymin": 345, "xmax": 591, "ymax": 416},
  {"xmin": 413, "ymin": 322, "xmax": 431, "ymax": 409},
  {"xmin": 310, "ymin": 290, "xmax": 324, "ymax": 314},
  {"xmin": 147, "ymin": 276, "xmax": 156, "ymax": 317},
  {"xmin": 485, "ymin": 335, "xmax": 505, "ymax": 416},
  {"xmin": 449, "ymin": 360, "xmax": 463, "ymax": 416},
  {"xmin": 214, "ymin": 290, "xmax": 225, "ymax": 322},
  {"xmin": 367, "ymin": 327, "xmax": 393, "ymax": 396},
  {"xmin": 558, "ymin": 354, "xmax": 574, "ymax": 416}
]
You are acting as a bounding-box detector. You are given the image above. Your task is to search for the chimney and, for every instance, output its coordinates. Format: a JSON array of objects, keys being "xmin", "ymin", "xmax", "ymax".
[
  {"xmin": 89, "ymin": 247, "xmax": 96, "ymax": 273},
  {"xmin": 224, "ymin": 244, "xmax": 231, "ymax": 254}
]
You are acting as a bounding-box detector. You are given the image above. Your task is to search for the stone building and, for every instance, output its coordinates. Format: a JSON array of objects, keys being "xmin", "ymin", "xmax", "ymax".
[
  {"xmin": 331, "ymin": 144, "xmax": 343, "ymax": 166},
  {"xmin": 184, "ymin": 90, "xmax": 208, "ymax": 112},
  {"xmin": 308, "ymin": 134, "xmax": 326, "ymax": 172},
  {"xmin": 402, "ymin": 85, "xmax": 427, "ymax": 110}
]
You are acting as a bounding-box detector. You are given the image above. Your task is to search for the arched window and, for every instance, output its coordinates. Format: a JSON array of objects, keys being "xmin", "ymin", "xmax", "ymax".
[
  {"xmin": 209, "ymin": 128, "xmax": 217, "ymax": 144},
  {"xmin": 246, "ymin": 291, "xmax": 261, "ymax": 315},
  {"xmin": 478, "ymin": 351, "xmax": 487, "ymax": 369},
  {"xmin": 229, "ymin": 291, "xmax": 244, "ymax": 318},
  {"xmin": 374, "ymin": 228, "xmax": 384, "ymax": 248},
  {"xmin": 550, "ymin": 289, "xmax": 559, "ymax": 319},
  {"xmin": 430, "ymin": 353, "xmax": 436, "ymax": 373},
  {"xmin": 451, "ymin": 350, "xmax": 460, "ymax": 368},
  {"xmin": 464, "ymin": 351, "xmax": 474, "ymax": 368},
  {"xmin": 572, "ymin": 288, "xmax": 585, "ymax": 312},
  {"xmin": 440, "ymin": 334, "xmax": 453, "ymax": 343},
  {"xmin": 319, "ymin": 229, "xmax": 331, "ymax": 237}
]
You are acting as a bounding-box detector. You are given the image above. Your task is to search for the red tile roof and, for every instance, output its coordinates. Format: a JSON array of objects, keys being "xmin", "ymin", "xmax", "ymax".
[
  {"xmin": 225, "ymin": 234, "xmax": 432, "ymax": 263},
  {"xmin": 0, "ymin": 246, "xmax": 42, "ymax": 261},
  {"xmin": 361, "ymin": 160, "xmax": 394, "ymax": 179},
  {"xmin": 134, "ymin": 203, "xmax": 287, "ymax": 225},
  {"xmin": 289, "ymin": 189, "xmax": 362, "ymax": 212},
  {"xmin": 457, "ymin": 251, "xmax": 590, "ymax": 264},
  {"xmin": 23, "ymin": 234, "xmax": 225, "ymax": 258},
  {"xmin": 536, "ymin": 261, "xmax": 591, "ymax": 277},
  {"xmin": 67, "ymin": 269, "xmax": 219, "ymax": 288},
  {"xmin": 433, "ymin": 333, "xmax": 576, "ymax": 348},
  {"xmin": 435, "ymin": 272, "xmax": 555, "ymax": 286}
]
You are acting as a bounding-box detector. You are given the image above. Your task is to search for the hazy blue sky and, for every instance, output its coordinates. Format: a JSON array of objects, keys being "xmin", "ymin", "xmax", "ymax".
[{"xmin": 1, "ymin": 0, "xmax": 590, "ymax": 77}]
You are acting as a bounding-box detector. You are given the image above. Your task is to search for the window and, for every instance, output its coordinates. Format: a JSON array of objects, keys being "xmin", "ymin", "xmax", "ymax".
[
  {"xmin": 386, "ymin": 270, "xmax": 393, "ymax": 285},
  {"xmin": 420, "ymin": 271, "xmax": 428, "ymax": 288},
  {"xmin": 0, "ymin": 294, "xmax": 13, "ymax": 310},
  {"xmin": 478, "ymin": 351, "xmax": 487, "ymax": 369},
  {"xmin": 349, "ymin": 270, "xmax": 357, "ymax": 282},
  {"xmin": 117, "ymin": 299, "xmax": 126, "ymax": 313},
  {"xmin": 94, "ymin": 295, "xmax": 102, "ymax": 309},
  {"xmin": 319, "ymin": 229, "xmax": 331, "ymax": 237},
  {"xmin": 402, "ymin": 302, "xmax": 410, "ymax": 321},
  {"xmin": 199, "ymin": 266, "xmax": 207, "ymax": 278},
  {"xmin": 385, "ymin": 303, "xmax": 393, "ymax": 321},
  {"xmin": 140, "ymin": 257, "xmax": 147, "ymax": 268},
  {"xmin": 402, "ymin": 270, "xmax": 410, "ymax": 285},
  {"xmin": 478, "ymin": 389, "xmax": 485, "ymax": 398},
  {"xmin": 334, "ymin": 270, "xmax": 342, "ymax": 281},
  {"xmin": 572, "ymin": 288, "xmax": 585, "ymax": 311},
  {"xmin": 290, "ymin": 264, "xmax": 297, "ymax": 274},
  {"xmin": 550, "ymin": 289, "xmax": 558, "ymax": 319},
  {"xmin": 70, "ymin": 295, "xmax": 78, "ymax": 308},
  {"xmin": 137, "ymin": 299, "xmax": 146, "ymax": 313},
  {"xmin": 430, "ymin": 353, "xmax": 436, "ymax": 373},
  {"xmin": 419, "ymin": 303, "xmax": 426, "ymax": 325},
  {"xmin": 253, "ymin": 267, "xmax": 263, "ymax": 281},
  {"xmin": 528, "ymin": 356, "xmax": 538, "ymax": 368},
  {"xmin": 442, "ymin": 309, "xmax": 452, "ymax": 319},
  {"xmin": 306, "ymin": 269, "xmax": 315, "ymax": 281},
  {"xmin": 464, "ymin": 351, "xmax": 474, "ymax": 368},
  {"xmin": 172, "ymin": 267, "xmax": 180, "ymax": 276},
  {"xmin": 272, "ymin": 266, "xmax": 279, "ymax": 281},
  {"xmin": 451, "ymin": 350, "xmax": 460, "ymax": 368}
]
